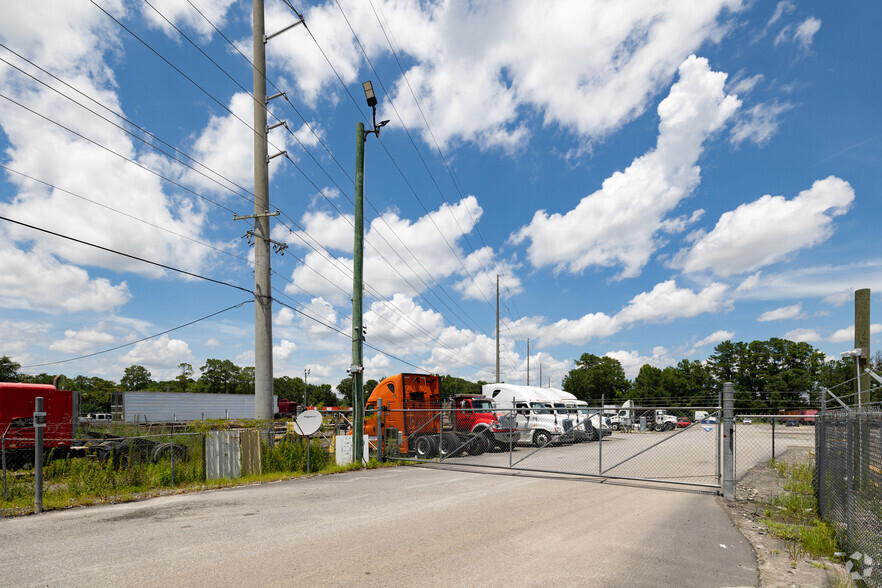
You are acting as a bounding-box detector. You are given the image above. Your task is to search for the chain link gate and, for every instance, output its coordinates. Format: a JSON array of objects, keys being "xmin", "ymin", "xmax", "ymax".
[{"xmin": 376, "ymin": 404, "xmax": 723, "ymax": 491}]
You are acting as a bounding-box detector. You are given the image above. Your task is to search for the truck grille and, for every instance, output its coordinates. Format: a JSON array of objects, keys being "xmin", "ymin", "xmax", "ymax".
[{"xmin": 497, "ymin": 414, "xmax": 515, "ymax": 430}]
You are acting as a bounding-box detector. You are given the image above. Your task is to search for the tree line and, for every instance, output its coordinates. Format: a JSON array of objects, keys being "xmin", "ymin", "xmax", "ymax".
[
  {"xmin": 562, "ymin": 338, "xmax": 881, "ymax": 411},
  {"xmin": 0, "ymin": 356, "xmax": 485, "ymax": 414},
  {"xmin": 3, "ymin": 337, "xmax": 877, "ymax": 414}
]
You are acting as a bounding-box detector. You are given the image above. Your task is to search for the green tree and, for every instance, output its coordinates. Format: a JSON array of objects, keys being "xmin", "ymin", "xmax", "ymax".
[
  {"xmin": 438, "ymin": 374, "xmax": 480, "ymax": 399},
  {"xmin": 121, "ymin": 364, "xmax": 152, "ymax": 391},
  {"xmin": 337, "ymin": 376, "xmax": 353, "ymax": 406},
  {"xmin": 708, "ymin": 338, "xmax": 826, "ymax": 411},
  {"xmin": 562, "ymin": 353, "xmax": 629, "ymax": 402},
  {"xmin": 0, "ymin": 355, "xmax": 21, "ymax": 382},
  {"xmin": 237, "ymin": 366, "xmax": 255, "ymax": 394},
  {"xmin": 199, "ymin": 359, "xmax": 241, "ymax": 394},
  {"xmin": 176, "ymin": 362, "xmax": 194, "ymax": 392},
  {"xmin": 74, "ymin": 376, "xmax": 117, "ymax": 413},
  {"xmin": 274, "ymin": 376, "xmax": 304, "ymax": 401},
  {"xmin": 364, "ymin": 379, "xmax": 378, "ymax": 398}
]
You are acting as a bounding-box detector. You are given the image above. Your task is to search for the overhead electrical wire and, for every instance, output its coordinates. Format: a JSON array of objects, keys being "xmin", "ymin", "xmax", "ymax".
[
  {"xmin": 332, "ymin": 0, "xmax": 495, "ymax": 308},
  {"xmin": 21, "ymin": 300, "xmax": 254, "ymax": 368},
  {"xmin": 0, "ymin": 164, "xmax": 249, "ymax": 265},
  {"xmin": 0, "ymin": 92, "xmax": 240, "ymax": 216},
  {"xmin": 280, "ymin": 1, "xmax": 496, "ymax": 332},
  {"xmin": 0, "ymin": 215, "xmax": 254, "ymax": 295},
  {"xmin": 0, "ymin": 42, "xmax": 255, "ymax": 202},
  {"xmin": 226, "ymin": 1, "xmax": 490, "ymax": 338},
  {"xmin": 90, "ymin": 0, "xmax": 499, "ymax": 373},
  {"xmin": 144, "ymin": 0, "xmax": 491, "ymax": 344}
]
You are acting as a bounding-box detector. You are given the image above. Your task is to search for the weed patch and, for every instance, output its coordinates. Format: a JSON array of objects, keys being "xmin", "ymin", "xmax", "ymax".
[{"xmin": 760, "ymin": 459, "xmax": 839, "ymax": 560}]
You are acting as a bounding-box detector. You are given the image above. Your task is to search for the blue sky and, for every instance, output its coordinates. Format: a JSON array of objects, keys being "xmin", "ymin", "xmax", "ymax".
[{"xmin": 1, "ymin": 0, "xmax": 880, "ymax": 388}]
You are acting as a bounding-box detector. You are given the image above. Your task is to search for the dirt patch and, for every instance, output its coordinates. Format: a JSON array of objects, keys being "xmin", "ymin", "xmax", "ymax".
[{"xmin": 720, "ymin": 446, "xmax": 852, "ymax": 587}]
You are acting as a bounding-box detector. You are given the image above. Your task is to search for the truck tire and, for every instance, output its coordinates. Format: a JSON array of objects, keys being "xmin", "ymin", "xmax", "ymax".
[
  {"xmin": 586, "ymin": 425, "xmax": 598, "ymax": 442},
  {"xmin": 413, "ymin": 435, "xmax": 437, "ymax": 459},
  {"xmin": 664, "ymin": 422, "xmax": 675, "ymax": 431},
  {"xmin": 152, "ymin": 443, "xmax": 188, "ymax": 463},
  {"xmin": 611, "ymin": 423, "xmax": 619, "ymax": 431},
  {"xmin": 464, "ymin": 433, "xmax": 486, "ymax": 456},
  {"xmin": 483, "ymin": 430, "xmax": 497, "ymax": 453},
  {"xmin": 439, "ymin": 432, "xmax": 462, "ymax": 458},
  {"xmin": 533, "ymin": 430, "xmax": 551, "ymax": 447},
  {"xmin": 653, "ymin": 423, "xmax": 663, "ymax": 432}
]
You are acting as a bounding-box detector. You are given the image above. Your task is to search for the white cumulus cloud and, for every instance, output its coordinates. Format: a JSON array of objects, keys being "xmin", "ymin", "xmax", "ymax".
[
  {"xmin": 672, "ymin": 176, "xmax": 853, "ymax": 277},
  {"xmin": 512, "ymin": 55, "xmax": 740, "ymax": 278},
  {"xmin": 758, "ymin": 304, "xmax": 804, "ymax": 322}
]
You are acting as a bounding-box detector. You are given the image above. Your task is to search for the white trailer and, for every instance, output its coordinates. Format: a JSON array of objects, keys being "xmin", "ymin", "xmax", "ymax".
[{"xmin": 111, "ymin": 391, "xmax": 278, "ymax": 422}]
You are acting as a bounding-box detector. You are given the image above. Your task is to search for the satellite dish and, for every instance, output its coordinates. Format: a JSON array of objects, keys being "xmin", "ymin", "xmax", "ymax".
[{"xmin": 293, "ymin": 409, "xmax": 322, "ymax": 436}]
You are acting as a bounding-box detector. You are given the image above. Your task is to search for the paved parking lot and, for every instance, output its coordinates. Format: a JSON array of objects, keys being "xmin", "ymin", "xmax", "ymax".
[
  {"xmin": 0, "ymin": 465, "xmax": 758, "ymax": 587},
  {"xmin": 418, "ymin": 422, "xmax": 815, "ymax": 489}
]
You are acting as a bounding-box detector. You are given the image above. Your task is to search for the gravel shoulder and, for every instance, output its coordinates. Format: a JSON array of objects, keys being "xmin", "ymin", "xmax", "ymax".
[{"xmin": 720, "ymin": 446, "xmax": 851, "ymax": 587}]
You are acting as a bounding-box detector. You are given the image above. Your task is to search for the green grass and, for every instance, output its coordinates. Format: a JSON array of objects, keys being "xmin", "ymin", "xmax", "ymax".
[
  {"xmin": 760, "ymin": 458, "xmax": 840, "ymax": 559},
  {"xmin": 2, "ymin": 437, "xmax": 405, "ymax": 516}
]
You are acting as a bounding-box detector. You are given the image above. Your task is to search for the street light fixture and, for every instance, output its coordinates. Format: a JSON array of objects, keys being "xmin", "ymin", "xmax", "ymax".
[{"xmin": 362, "ymin": 80, "xmax": 389, "ymax": 141}]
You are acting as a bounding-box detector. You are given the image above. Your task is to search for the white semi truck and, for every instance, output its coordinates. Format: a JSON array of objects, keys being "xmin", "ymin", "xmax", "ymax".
[
  {"xmin": 481, "ymin": 384, "xmax": 574, "ymax": 446},
  {"xmin": 612, "ymin": 400, "xmax": 679, "ymax": 431}
]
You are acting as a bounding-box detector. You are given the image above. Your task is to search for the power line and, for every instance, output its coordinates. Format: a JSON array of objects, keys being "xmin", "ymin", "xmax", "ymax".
[
  {"xmin": 0, "ymin": 215, "xmax": 253, "ymax": 295},
  {"xmin": 332, "ymin": 0, "xmax": 495, "ymax": 310},
  {"xmin": 0, "ymin": 43, "xmax": 255, "ymax": 203},
  {"xmin": 144, "ymin": 0, "xmax": 488, "ymax": 344},
  {"xmin": 0, "ymin": 163, "xmax": 249, "ymax": 265},
  {"xmin": 21, "ymin": 300, "xmax": 253, "ymax": 368},
  {"xmin": 0, "ymin": 91, "xmax": 240, "ymax": 215}
]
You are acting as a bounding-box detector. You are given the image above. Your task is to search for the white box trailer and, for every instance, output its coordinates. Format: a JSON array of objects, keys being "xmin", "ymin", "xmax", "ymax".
[{"xmin": 111, "ymin": 391, "xmax": 278, "ymax": 422}]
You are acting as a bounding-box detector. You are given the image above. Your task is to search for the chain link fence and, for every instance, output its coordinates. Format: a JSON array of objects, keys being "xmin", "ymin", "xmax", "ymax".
[
  {"xmin": 816, "ymin": 406, "xmax": 881, "ymax": 586},
  {"xmin": 2, "ymin": 419, "xmax": 206, "ymax": 514},
  {"xmin": 1, "ymin": 414, "xmax": 352, "ymax": 514},
  {"xmin": 733, "ymin": 414, "xmax": 817, "ymax": 489},
  {"xmin": 375, "ymin": 404, "xmax": 722, "ymax": 489}
]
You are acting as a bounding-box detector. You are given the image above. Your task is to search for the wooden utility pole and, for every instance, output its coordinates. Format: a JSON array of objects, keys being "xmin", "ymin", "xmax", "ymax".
[
  {"xmin": 855, "ymin": 288, "xmax": 871, "ymax": 406},
  {"xmin": 496, "ymin": 274, "xmax": 500, "ymax": 383}
]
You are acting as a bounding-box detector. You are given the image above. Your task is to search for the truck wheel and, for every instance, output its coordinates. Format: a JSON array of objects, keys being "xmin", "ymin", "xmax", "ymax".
[
  {"xmin": 533, "ymin": 430, "xmax": 551, "ymax": 447},
  {"xmin": 664, "ymin": 422, "xmax": 675, "ymax": 431},
  {"xmin": 414, "ymin": 435, "xmax": 437, "ymax": 459},
  {"xmin": 152, "ymin": 443, "xmax": 188, "ymax": 463},
  {"xmin": 439, "ymin": 432, "xmax": 462, "ymax": 458},
  {"xmin": 611, "ymin": 423, "xmax": 619, "ymax": 431},
  {"xmin": 465, "ymin": 433, "xmax": 486, "ymax": 456},
  {"xmin": 483, "ymin": 431, "xmax": 497, "ymax": 453},
  {"xmin": 653, "ymin": 423, "xmax": 663, "ymax": 432}
]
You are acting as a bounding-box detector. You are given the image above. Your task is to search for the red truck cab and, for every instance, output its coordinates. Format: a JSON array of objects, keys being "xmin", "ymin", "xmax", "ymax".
[{"xmin": 0, "ymin": 382, "xmax": 79, "ymax": 465}]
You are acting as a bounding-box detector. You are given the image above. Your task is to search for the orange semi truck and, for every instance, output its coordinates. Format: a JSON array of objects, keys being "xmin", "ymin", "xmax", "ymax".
[{"xmin": 364, "ymin": 373, "xmax": 517, "ymax": 459}]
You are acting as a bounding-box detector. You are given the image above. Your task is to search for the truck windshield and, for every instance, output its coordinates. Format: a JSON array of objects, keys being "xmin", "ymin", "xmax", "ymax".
[
  {"xmin": 470, "ymin": 400, "xmax": 494, "ymax": 410},
  {"xmin": 530, "ymin": 402, "xmax": 550, "ymax": 414}
]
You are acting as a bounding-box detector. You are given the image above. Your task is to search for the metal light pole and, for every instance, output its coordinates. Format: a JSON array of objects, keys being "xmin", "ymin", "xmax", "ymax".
[
  {"xmin": 303, "ymin": 368, "xmax": 310, "ymax": 409},
  {"xmin": 352, "ymin": 81, "xmax": 388, "ymax": 464}
]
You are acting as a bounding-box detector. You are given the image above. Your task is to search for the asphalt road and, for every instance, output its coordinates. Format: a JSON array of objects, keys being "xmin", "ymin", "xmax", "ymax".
[{"xmin": 1, "ymin": 466, "xmax": 757, "ymax": 587}]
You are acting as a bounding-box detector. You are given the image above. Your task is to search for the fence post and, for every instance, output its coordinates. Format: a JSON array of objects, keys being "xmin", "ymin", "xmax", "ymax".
[
  {"xmin": 771, "ymin": 416, "xmax": 776, "ymax": 461},
  {"xmin": 170, "ymin": 415, "xmax": 175, "ymax": 487},
  {"xmin": 598, "ymin": 395, "xmax": 603, "ymax": 476},
  {"xmin": 377, "ymin": 399, "xmax": 384, "ymax": 463},
  {"xmin": 817, "ymin": 390, "xmax": 826, "ymax": 517},
  {"xmin": 722, "ymin": 382, "xmax": 734, "ymax": 499},
  {"xmin": 846, "ymin": 410, "xmax": 854, "ymax": 551},
  {"xmin": 34, "ymin": 397, "xmax": 44, "ymax": 514}
]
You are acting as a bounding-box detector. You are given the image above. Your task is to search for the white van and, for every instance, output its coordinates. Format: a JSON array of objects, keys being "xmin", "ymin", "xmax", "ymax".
[{"xmin": 481, "ymin": 384, "xmax": 572, "ymax": 446}]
